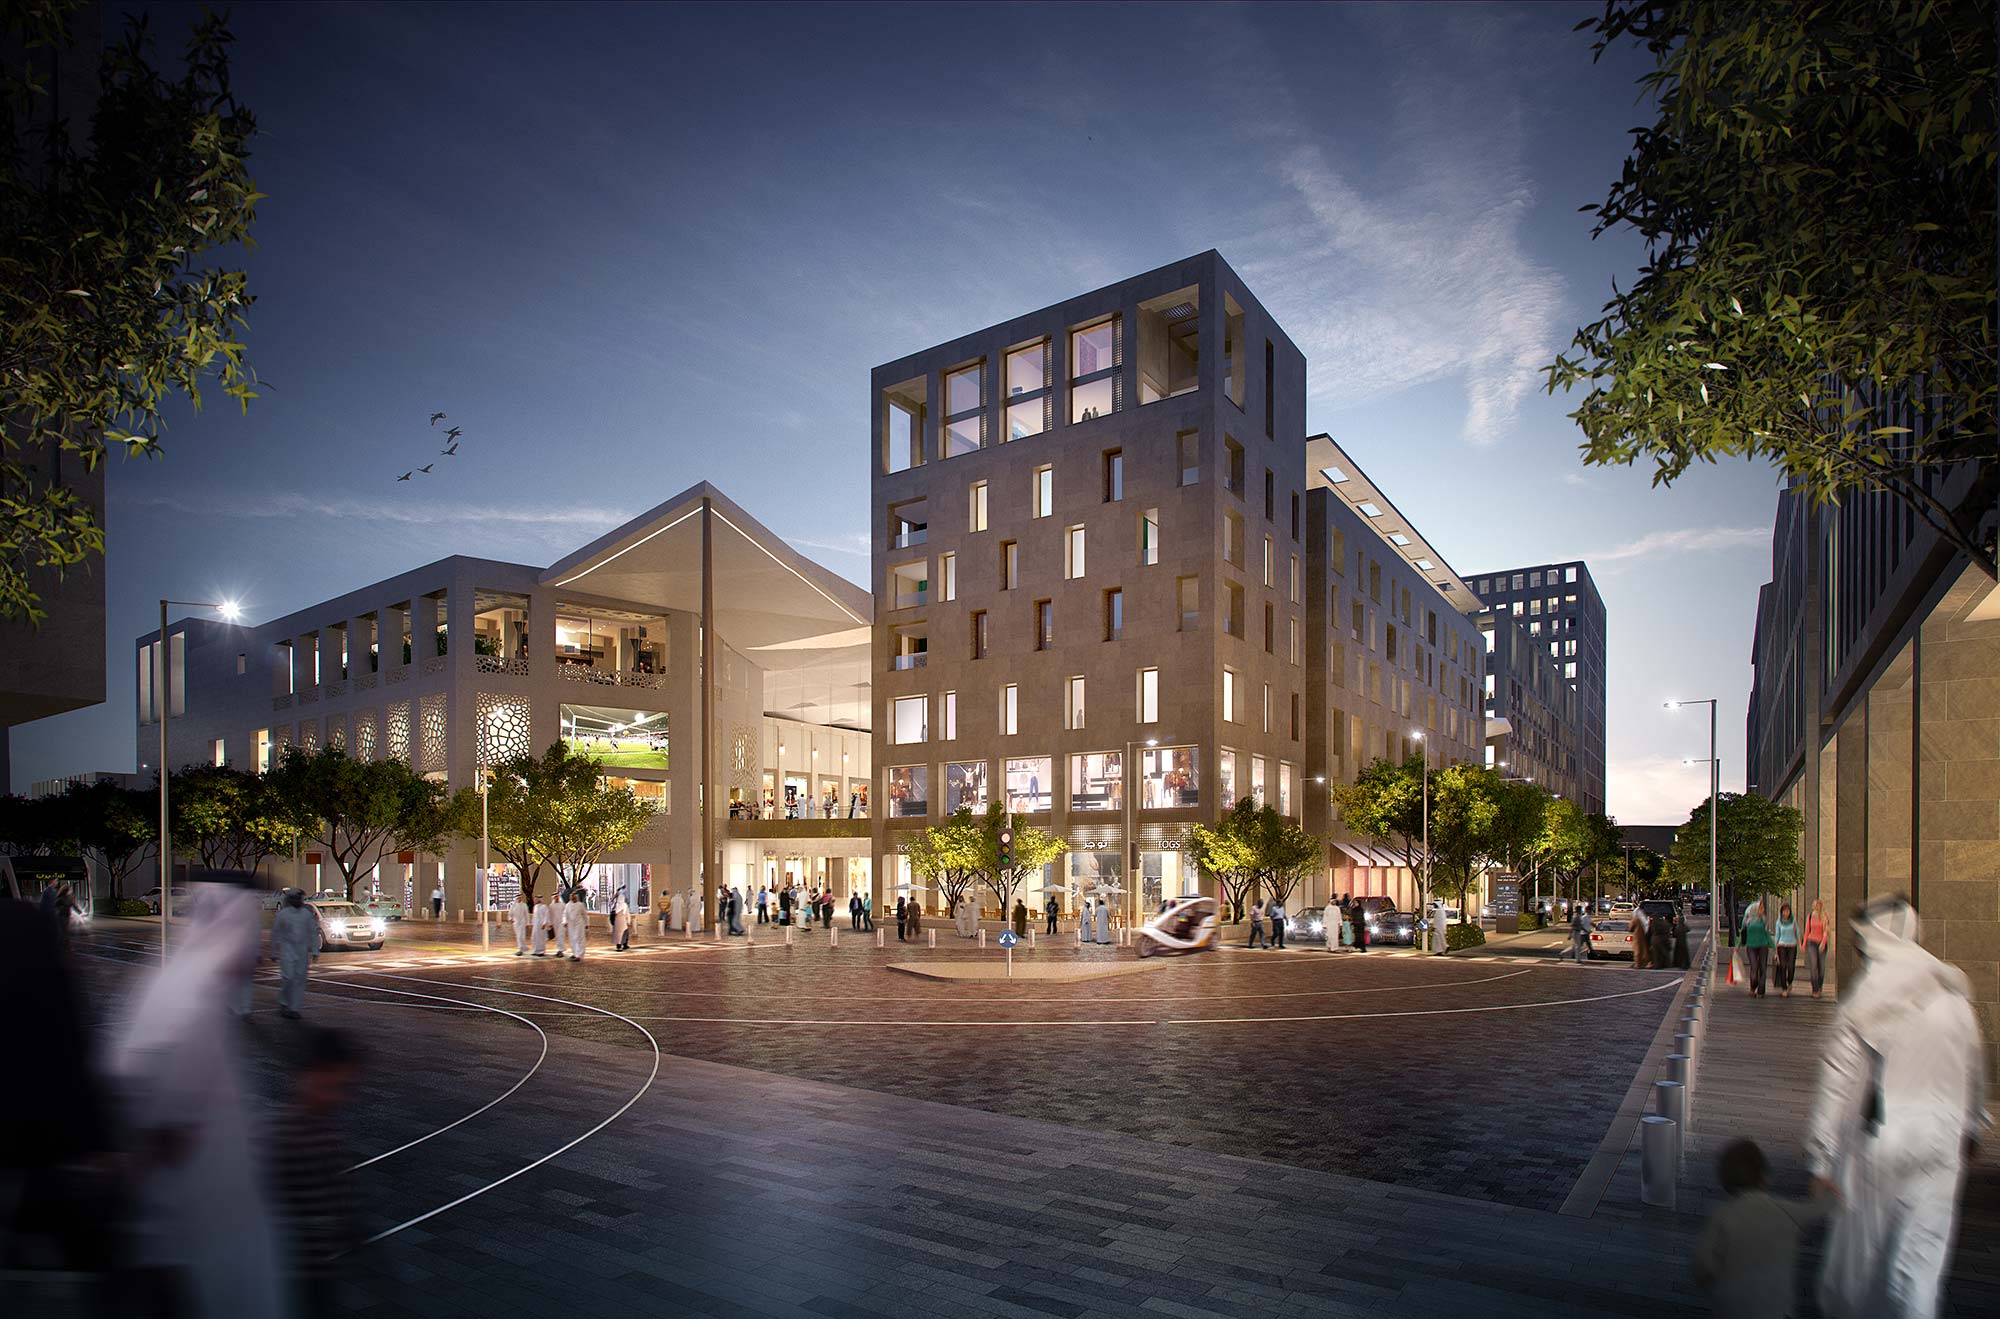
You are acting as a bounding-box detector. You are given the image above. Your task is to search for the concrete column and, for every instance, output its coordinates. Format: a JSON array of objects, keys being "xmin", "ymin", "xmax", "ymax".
[
  {"xmin": 411, "ymin": 594, "xmax": 439, "ymax": 667},
  {"xmin": 318, "ymin": 629, "xmax": 341, "ymax": 690},
  {"xmin": 1832, "ymin": 711, "xmax": 1870, "ymax": 988}
]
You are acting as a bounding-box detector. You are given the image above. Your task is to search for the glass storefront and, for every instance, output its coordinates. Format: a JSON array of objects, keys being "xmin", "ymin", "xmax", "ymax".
[
  {"xmin": 886, "ymin": 765, "xmax": 927, "ymax": 818},
  {"xmin": 1069, "ymin": 751, "xmax": 1122, "ymax": 810},
  {"xmin": 1140, "ymin": 744, "xmax": 1198, "ymax": 808},
  {"xmin": 945, "ymin": 760, "xmax": 987, "ymax": 813},
  {"xmin": 1004, "ymin": 756, "xmax": 1052, "ymax": 812}
]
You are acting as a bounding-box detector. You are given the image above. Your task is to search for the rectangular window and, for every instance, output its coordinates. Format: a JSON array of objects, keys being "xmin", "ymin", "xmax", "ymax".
[
  {"xmin": 235, "ymin": 652, "xmax": 246, "ymax": 675},
  {"xmin": 1224, "ymin": 510, "xmax": 1244, "ymax": 566},
  {"xmin": 892, "ymin": 694, "xmax": 928, "ymax": 745},
  {"xmin": 969, "ymin": 481, "xmax": 988, "ymax": 532},
  {"xmin": 940, "ymin": 552, "xmax": 956, "ymax": 602},
  {"xmin": 945, "ymin": 759, "xmax": 987, "ymax": 812},
  {"xmin": 1177, "ymin": 429, "xmax": 1200, "ymax": 486},
  {"xmin": 1032, "ymin": 465, "xmax": 1054, "ymax": 518},
  {"xmin": 1224, "ymin": 437, "xmax": 1245, "ymax": 495},
  {"xmin": 1289, "ymin": 617, "xmax": 1300, "ymax": 665},
  {"xmin": 1289, "ymin": 692, "xmax": 1301, "ymax": 741},
  {"xmin": 1261, "ymin": 683, "xmax": 1272, "ymax": 734},
  {"xmin": 942, "ymin": 690, "xmax": 957, "ymax": 741},
  {"xmin": 1290, "ymin": 491, "xmax": 1300, "ymax": 541},
  {"xmin": 1224, "ymin": 294, "xmax": 1246, "ymax": 407},
  {"xmin": 1005, "ymin": 757, "xmax": 1052, "ymax": 812},
  {"xmin": 1004, "ymin": 340, "xmax": 1050, "ymax": 441},
  {"xmin": 1000, "ymin": 540, "xmax": 1018, "ymax": 590},
  {"xmin": 1140, "ymin": 508, "xmax": 1160, "ymax": 565},
  {"xmin": 887, "ymin": 764, "xmax": 928, "ymax": 818},
  {"xmin": 1222, "ymin": 668, "xmax": 1238, "ymax": 723},
  {"xmin": 1290, "ymin": 554, "xmax": 1300, "ymax": 604},
  {"xmin": 890, "ymin": 561, "xmax": 928, "ymax": 610},
  {"xmin": 1262, "ymin": 535, "xmax": 1274, "ymax": 587},
  {"xmin": 1263, "ymin": 340, "xmax": 1275, "ymax": 438},
  {"xmin": 1251, "ymin": 755, "xmax": 1267, "ymax": 806},
  {"xmin": 1069, "ymin": 750, "xmax": 1123, "ymax": 810},
  {"xmin": 1034, "ymin": 599, "xmax": 1053, "ymax": 651},
  {"xmin": 1137, "ymin": 668, "xmax": 1159, "ymax": 723},
  {"xmin": 971, "ymin": 610, "xmax": 988, "ymax": 659},
  {"xmin": 1225, "ymin": 581, "xmax": 1244, "ymax": 638},
  {"xmin": 1000, "ymin": 684, "xmax": 1019, "ymax": 735},
  {"xmin": 1178, "ymin": 575, "xmax": 1200, "ymax": 632},
  {"xmin": 883, "ymin": 378, "xmax": 925, "ymax": 474},
  {"xmin": 1278, "ymin": 761, "xmax": 1294, "ymax": 816},
  {"xmin": 1103, "ymin": 588, "xmax": 1123, "ymax": 641},
  {"xmin": 1066, "ymin": 675, "xmax": 1086, "ymax": 730},
  {"xmin": 1065, "ymin": 525, "xmax": 1086, "ymax": 579},
  {"xmin": 1070, "ymin": 316, "xmax": 1119, "ymax": 422},
  {"xmin": 1137, "ymin": 285, "xmax": 1200, "ymax": 403},
  {"xmin": 1219, "ymin": 747, "xmax": 1236, "ymax": 804},
  {"xmin": 1264, "ymin": 468, "xmax": 1275, "ymax": 521},
  {"xmin": 1263, "ymin": 601, "xmax": 1274, "ymax": 653},
  {"xmin": 943, "ymin": 362, "xmax": 984, "ymax": 458},
  {"xmin": 1102, "ymin": 449, "xmax": 1123, "ymax": 502},
  {"xmin": 1139, "ymin": 744, "xmax": 1196, "ymax": 808},
  {"xmin": 209, "ymin": 738, "xmax": 226, "ymax": 767}
]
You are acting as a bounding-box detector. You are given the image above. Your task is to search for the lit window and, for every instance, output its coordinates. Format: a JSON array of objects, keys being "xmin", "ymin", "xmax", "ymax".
[
  {"xmin": 1033, "ymin": 465, "xmax": 1054, "ymax": 518},
  {"xmin": 968, "ymin": 481, "xmax": 988, "ymax": 532},
  {"xmin": 1070, "ymin": 317, "xmax": 1119, "ymax": 422},
  {"xmin": 940, "ymin": 552, "xmax": 956, "ymax": 602},
  {"xmin": 1069, "ymin": 750, "xmax": 1122, "ymax": 810},
  {"xmin": 1065, "ymin": 525, "xmax": 1086, "ymax": 579},
  {"xmin": 1000, "ymin": 540, "xmax": 1018, "ymax": 590},
  {"xmin": 1289, "ymin": 555, "xmax": 1300, "ymax": 603},
  {"xmin": 1219, "ymin": 748, "xmax": 1236, "ymax": 803},
  {"xmin": 1005, "ymin": 757, "xmax": 1052, "ymax": 812},
  {"xmin": 1251, "ymin": 755, "xmax": 1267, "ymax": 806},
  {"xmin": 971, "ymin": 610, "xmax": 988, "ymax": 659},
  {"xmin": 1262, "ymin": 535, "xmax": 1274, "ymax": 587},
  {"xmin": 943, "ymin": 362, "xmax": 984, "ymax": 458},
  {"xmin": 1000, "ymin": 684, "xmax": 1019, "ymax": 735},
  {"xmin": 1261, "ymin": 683, "xmax": 1272, "ymax": 734},
  {"xmin": 1222, "ymin": 668, "xmax": 1238, "ymax": 723},
  {"xmin": 1005, "ymin": 341, "xmax": 1050, "ymax": 441},
  {"xmin": 1066, "ymin": 675, "xmax": 1086, "ymax": 730},
  {"xmin": 892, "ymin": 695, "xmax": 928, "ymax": 745},
  {"xmin": 942, "ymin": 691, "xmax": 957, "ymax": 741},
  {"xmin": 1137, "ymin": 668, "xmax": 1159, "ymax": 724}
]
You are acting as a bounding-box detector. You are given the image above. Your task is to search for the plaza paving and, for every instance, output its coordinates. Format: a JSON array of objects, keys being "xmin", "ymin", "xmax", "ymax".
[{"xmin": 60, "ymin": 918, "xmax": 1996, "ymax": 1316}]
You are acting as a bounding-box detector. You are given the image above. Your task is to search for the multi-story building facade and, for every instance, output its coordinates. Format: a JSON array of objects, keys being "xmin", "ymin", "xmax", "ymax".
[
  {"xmin": 135, "ymin": 484, "xmax": 872, "ymax": 919},
  {"xmin": 1467, "ymin": 560, "xmax": 1606, "ymax": 814},
  {"xmin": 1304, "ymin": 436, "xmax": 1485, "ymax": 908},
  {"xmin": 1471, "ymin": 607, "xmax": 1584, "ymax": 806},
  {"xmin": 869, "ymin": 252, "xmax": 1310, "ymax": 921},
  {"xmin": 1747, "ymin": 455, "xmax": 2000, "ymax": 1060}
]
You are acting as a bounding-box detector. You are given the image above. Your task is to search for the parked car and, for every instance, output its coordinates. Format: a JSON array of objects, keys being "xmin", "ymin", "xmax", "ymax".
[
  {"xmin": 359, "ymin": 893, "xmax": 405, "ymax": 921},
  {"xmin": 1356, "ymin": 897, "xmax": 1415, "ymax": 945},
  {"xmin": 1638, "ymin": 899, "xmax": 1679, "ymax": 931},
  {"xmin": 307, "ymin": 899, "xmax": 386, "ymax": 951},
  {"xmin": 140, "ymin": 885, "xmax": 191, "ymax": 915},
  {"xmin": 1689, "ymin": 891, "xmax": 1711, "ymax": 915}
]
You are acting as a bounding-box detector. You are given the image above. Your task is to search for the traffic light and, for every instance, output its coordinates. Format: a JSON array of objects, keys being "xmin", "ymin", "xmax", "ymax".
[{"xmin": 998, "ymin": 826, "xmax": 1014, "ymax": 871}]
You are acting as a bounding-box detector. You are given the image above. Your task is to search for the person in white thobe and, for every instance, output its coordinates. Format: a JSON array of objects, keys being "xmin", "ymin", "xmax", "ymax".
[
  {"xmin": 509, "ymin": 895, "xmax": 531, "ymax": 955},
  {"xmin": 1811, "ymin": 895, "xmax": 1987, "ymax": 1319},
  {"xmin": 269, "ymin": 888, "xmax": 319, "ymax": 1019},
  {"xmin": 563, "ymin": 893, "xmax": 588, "ymax": 960},
  {"xmin": 530, "ymin": 895, "xmax": 552, "ymax": 955},
  {"xmin": 113, "ymin": 881, "xmax": 283, "ymax": 1319},
  {"xmin": 1324, "ymin": 899, "xmax": 1342, "ymax": 952},
  {"xmin": 668, "ymin": 889, "xmax": 687, "ymax": 931}
]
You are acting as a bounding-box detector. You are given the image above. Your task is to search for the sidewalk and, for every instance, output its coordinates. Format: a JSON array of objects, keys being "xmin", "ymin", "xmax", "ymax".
[{"xmin": 1596, "ymin": 961, "xmax": 2000, "ymax": 1316}]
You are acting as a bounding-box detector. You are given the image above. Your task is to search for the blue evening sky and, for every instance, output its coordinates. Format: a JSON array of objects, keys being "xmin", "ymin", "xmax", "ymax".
[{"xmin": 13, "ymin": 1, "xmax": 1782, "ymax": 822}]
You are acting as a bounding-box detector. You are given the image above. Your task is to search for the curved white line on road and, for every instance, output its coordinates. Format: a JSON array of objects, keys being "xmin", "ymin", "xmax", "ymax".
[
  {"xmin": 347, "ymin": 970, "xmax": 661, "ymax": 1245},
  {"xmin": 315, "ymin": 979, "xmax": 551, "ymax": 1172},
  {"xmin": 448, "ymin": 965, "xmax": 1535, "ymax": 1005},
  {"xmin": 1164, "ymin": 975, "xmax": 1684, "ymax": 1024}
]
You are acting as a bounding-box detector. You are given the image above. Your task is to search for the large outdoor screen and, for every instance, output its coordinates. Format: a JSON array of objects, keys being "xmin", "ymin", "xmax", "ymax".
[{"xmin": 560, "ymin": 704, "xmax": 668, "ymax": 770}]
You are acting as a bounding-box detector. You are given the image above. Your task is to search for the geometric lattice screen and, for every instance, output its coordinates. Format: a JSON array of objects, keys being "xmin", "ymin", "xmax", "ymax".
[
  {"xmin": 386, "ymin": 701, "xmax": 411, "ymax": 763},
  {"xmin": 327, "ymin": 713, "xmax": 347, "ymax": 752},
  {"xmin": 299, "ymin": 718, "xmax": 320, "ymax": 753},
  {"xmin": 474, "ymin": 692, "xmax": 532, "ymax": 767},
  {"xmin": 418, "ymin": 692, "xmax": 448, "ymax": 773},
  {"xmin": 355, "ymin": 710, "xmax": 378, "ymax": 761}
]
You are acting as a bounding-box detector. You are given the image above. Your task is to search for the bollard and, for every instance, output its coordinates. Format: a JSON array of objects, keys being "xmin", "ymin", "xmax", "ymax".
[
  {"xmin": 979, "ymin": 929, "xmax": 986, "ymax": 949},
  {"xmin": 1675, "ymin": 1032, "xmax": 1697, "ymax": 1074},
  {"xmin": 876, "ymin": 928, "xmax": 886, "ymax": 949},
  {"xmin": 830, "ymin": 928, "xmax": 838, "ymax": 948},
  {"xmin": 1654, "ymin": 1079, "xmax": 1687, "ymax": 1169},
  {"xmin": 1640, "ymin": 1116, "xmax": 1679, "ymax": 1208},
  {"xmin": 784, "ymin": 926, "xmax": 794, "ymax": 946},
  {"xmin": 1028, "ymin": 929, "xmax": 1036, "ymax": 949},
  {"xmin": 1076, "ymin": 929, "xmax": 1085, "ymax": 947},
  {"xmin": 927, "ymin": 928, "xmax": 936, "ymax": 948},
  {"xmin": 713, "ymin": 924, "xmax": 722, "ymax": 941},
  {"xmin": 1666, "ymin": 1053, "xmax": 1693, "ymax": 1137}
]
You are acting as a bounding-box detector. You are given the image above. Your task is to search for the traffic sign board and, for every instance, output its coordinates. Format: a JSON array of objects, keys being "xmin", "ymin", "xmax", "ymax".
[{"xmin": 997, "ymin": 930, "xmax": 1018, "ymax": 948}]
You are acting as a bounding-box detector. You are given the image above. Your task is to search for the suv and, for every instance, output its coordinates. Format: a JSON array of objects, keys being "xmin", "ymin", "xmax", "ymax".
[
  {"xmin": 306, "ymin": 899, "xmax": 386, "ymax": 951},
  {"xmin": 1355, "ymin": 897, "xmax": 1415, "ymax": 945}
]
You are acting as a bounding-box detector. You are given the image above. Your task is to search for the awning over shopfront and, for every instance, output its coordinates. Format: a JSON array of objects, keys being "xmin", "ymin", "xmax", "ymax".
[
  {"xmin": 1333, "ymin": 842, "xmax": 1377, "ymax": 867},
  {"xmin": 540, "ymin": 483, "xmax": 871, "ymax": 728},
  {"xmin": 1333, "ymin": 842, "xmax": 1424, "ymax": 868}
]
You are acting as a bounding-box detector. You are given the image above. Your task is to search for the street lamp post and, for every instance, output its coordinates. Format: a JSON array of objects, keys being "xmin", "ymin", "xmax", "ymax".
[
  {"xmin": 1123, "ymin": 736, "xmax": 1160, "ymax": 923},
  {"xmin": 1413, "ymin": 731, "xmax": 1431, "ymax": 948},
  {"xmin": 155, "ymin": 597, "xmax": 239, "ymax": 962},
  {"xmin": 1667, "ymin": 699, "xmax": 1720, "ymax": 961},
  {"xmin": 477, "ymin": 775, "xmax": 491, "ymax": 952}
]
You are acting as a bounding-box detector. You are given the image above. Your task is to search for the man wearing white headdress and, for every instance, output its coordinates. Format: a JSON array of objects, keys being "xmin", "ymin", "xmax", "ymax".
[
  {"xmin": 1811, "ymin": 894, "xmax": 1988, "ymax": 1319},
  {"xmin": 562, "ymin": 887, "xmax": 588, "ymax": 961},
  {"xmin": 113, "ymin": 878, "xmax": 283, "ymax": 1318},
  {"xmin": 530, "ymin": 891, "xmax": 553, "ymax": 956},
  {"xmin": 508, "ymin": 891, "xmax": 532, "ymax": 956}
]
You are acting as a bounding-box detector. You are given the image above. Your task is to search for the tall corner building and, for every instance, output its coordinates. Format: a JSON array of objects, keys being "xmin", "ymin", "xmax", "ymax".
[
  {"xmin": 869, "ymin": 251, "xmax": 1484, "ymax": 920},
  {"xmin": 1465, "ymin": 562, "xmax": 1607, "ymax": 815}
]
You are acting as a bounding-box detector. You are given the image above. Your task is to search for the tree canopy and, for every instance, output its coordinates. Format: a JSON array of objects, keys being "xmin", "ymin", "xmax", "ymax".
[
  {"xmin": 1534, "ymin": 799, "xmax": 1623, "ymax": 903},
  {"xmin": 1665, "ymin": 791, "xmax": 1802, "ymax": 903},
  {"xmin": 1548, "ymin": 0, "xmax": 1998, "ymax": 577},
  {"xmin": 975, "ymin": 804, "xmax": 1067, "ymax": 915},
  {"xmin": 170, "ymin": 762, "xmax": 301, "ymax": 873},
  {"xmin": 470, "ymin": 742, "xmax": 654, "ymax": 901},
  {"xmin": 265, "ymin": 747, "xmax": 448, "ymax": 899},
  {"xmin": 1185, "ymin": 797, "xmax": 1322, "ymax": 920},
  {"xmin": 903, "ymin": 807, "xmax": 986, "ymax": 915},
  {"xmin": 1328, "ymin": 756, "xmax": 1426, "ymax": 872},
  {"xmin": 2, "ymin": 4, "xmax": 262, "ymax": 622},
  {"xmin": 53, "ymin": 778, "xmax": 154, "ymax": 897}
]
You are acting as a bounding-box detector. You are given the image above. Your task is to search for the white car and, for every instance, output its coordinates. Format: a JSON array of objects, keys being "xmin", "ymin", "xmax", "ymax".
[
  {"xmin": 307, "ymin": 899, "xmax": 387, "ymax": 951},
  {"xmin": 359, "ymin": 893, "xmax": 405, "ymax": 921},
  {"xmin": 1589, "ymin": 903, "xmax": 1640, "ymax": 959}
]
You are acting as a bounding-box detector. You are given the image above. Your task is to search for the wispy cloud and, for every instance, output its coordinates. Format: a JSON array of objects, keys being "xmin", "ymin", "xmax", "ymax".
[
  {"xmin": 1562, "ymin": 472, "xmax": 1590, "ymax": 488},
  {"xmin": 1586, "ymin": 526, "xmax": 1769, "ymax": 567},
  {"xmin": 114, "ymin": 490, "xmax": 628, "ymax": 534},
  {"xmin": 1211, "ymin": 10, "xmax": 1566, "ymax": 446},
  {"xmin": 784, "ymin": 530, "xmax": 870, "ymax": 561}
]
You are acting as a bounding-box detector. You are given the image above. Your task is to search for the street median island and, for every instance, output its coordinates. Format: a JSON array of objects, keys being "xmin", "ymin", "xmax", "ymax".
[{"xmin": 886, "ymin": 959, "xmax": 1164, "ymax": 983}]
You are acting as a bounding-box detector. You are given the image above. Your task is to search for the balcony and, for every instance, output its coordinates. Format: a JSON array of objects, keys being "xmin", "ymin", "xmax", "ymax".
[
  {"xmin": 892, "ymin": 528, "xmax": 927, "ymax": 550},
  {"xmin": 556, "ymin": 661, "xmax": 671, "ymax": 691},
  {"xmin": 475, "ymin": 653, "xmax": 531, "ymax": 677},
  {"xmin": 890, "ymin": 652, "xmax": 927, "ymax": 671}
]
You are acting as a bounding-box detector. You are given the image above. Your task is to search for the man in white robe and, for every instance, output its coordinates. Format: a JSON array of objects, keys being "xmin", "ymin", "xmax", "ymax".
[
  {"xmin": 1324, "ymin": 897, "xmax": 1342, "ymax": 952},
  {"xmin": 509, "ymin": 893, "xmax": 532, "ymax": 955},
  {"xmin": 563, "ymin": 890, "xmax": 588, "ymax": 960},
  {"xmin": 113, "ymin": 880, "xmax": 283, "ymax": 1318},
  {"xmin": 530, "ymin": 893, "xmax": 552, "ymax": 956},
  {"xmin": 269, "ymin": 888, "xmax": 318, "ymax": 1019},
  {"xmin": 1811, "ymin": 895, "xmax": 1987, "ymax": 1319},
  {"xmin": 686, "ymin": 886, "xmax": 703, "ymax": 933}
]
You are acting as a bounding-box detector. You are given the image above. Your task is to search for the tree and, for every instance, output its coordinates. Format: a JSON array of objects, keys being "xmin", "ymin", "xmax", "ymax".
[
  {"xmin": 1547, "ymin": 0, "xmax": 1999, "ymax": 578},
  {"xmin": 0, "ymin": 792, "xmax": 59, "ymax": 856},
  {"xmin": 1185, "ymin": 798, "xmax": 1322, "ymax": 921},
  {"xmin": 537, "ymin": 761, "xmax": 654, "ymax": 897},
  {"xmin": 266, "ymin": 748, "xmax": 446, "ymax": 900},
  {"xmin": 1535, "ymin": 800, "xmax": 1623, "ymax": 905},
  {"xmin": 1626, "ymin": 848, "xmax": 1672, "ymax": 897},
  {"xmin": 1666, "ymin": 792, "xmax": 1803, "ymax": 906},
  {"xmin": 476, "ymin": 747, "xmax": 572, "ymax": 907},
  {"xmin": 56, "ymin": 779, "xmax": 154, "ymax": 897},
  {"xmin": 169, "ymin": 763, "xmax": 300, "ymax": 872},
  {"xmin": 903, "ymin": 807, "xmax": 985, "ymax": 916},
  {"xmin": 2, "ymin": 4, "xmax": 262, "ymax": 622},
  {"xmin": 974, "ymin": 803, "xmax": 1066, "ymax": 917},
  {"xmin": 1329, "ymin": 755, "xmax": 1427, "ymax": 874},
  {"xmin": 1424, "ymin": 766, "xmax": 1508, "ymax": 923}
]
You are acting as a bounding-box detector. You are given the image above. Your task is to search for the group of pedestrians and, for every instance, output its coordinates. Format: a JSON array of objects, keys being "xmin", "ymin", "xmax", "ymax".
[
  {"xmin": 1244, "ymin": 897, "xmax": 1290, "ymax": 948},
  {"xmin": 1738, "ymin": 897, "xmax": 1831, "ymax": 998},
  {"xmin": 1561, "ymin": 902, "xmax": 1693, "ymax": 967},
  {"xmin": 505, "ymin": 887, "xmax": 622, "ymax": 961},
  {"xmin": 755, "ymin": 882, "xmax": 854, "ymax": 931}
]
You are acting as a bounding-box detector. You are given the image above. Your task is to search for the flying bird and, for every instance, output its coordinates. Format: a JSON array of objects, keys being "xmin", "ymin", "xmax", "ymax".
[
  {"xmin": 418, "ymin": 463, "xmax": 434, "ymax": 474},
  {"xmin": 443, "ymin": 426, "xmax": 463, "ymax": 442},
  {"xmin": 396, "ymin": 471, "xmax": 412, "ymax": 482},
  {"xmin": 429, "ymin": 412, "xmax": 447, "ymax": 426},
  {"xmin": 440, "ymin": 441, "xmax": 459, "ymax": 456}
]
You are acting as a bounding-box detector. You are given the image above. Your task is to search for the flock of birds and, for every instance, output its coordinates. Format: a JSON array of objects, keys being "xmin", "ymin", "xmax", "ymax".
[{"xmin": 395, "ymin": 412, "xmax": 464, "ymax": 481}]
